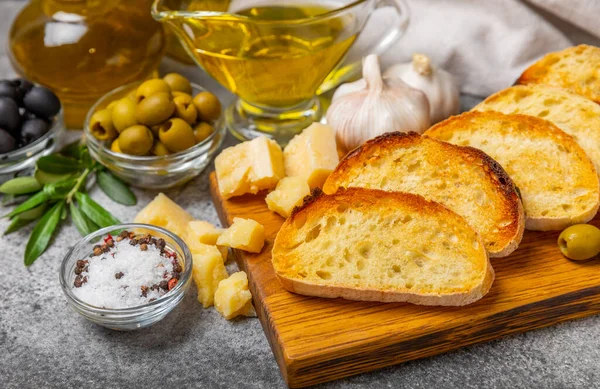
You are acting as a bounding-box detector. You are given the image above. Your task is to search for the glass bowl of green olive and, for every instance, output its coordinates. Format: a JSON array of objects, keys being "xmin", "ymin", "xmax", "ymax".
[{"xmin": 84, "ymin": 75, "xmax": 225, "ymax": 189}]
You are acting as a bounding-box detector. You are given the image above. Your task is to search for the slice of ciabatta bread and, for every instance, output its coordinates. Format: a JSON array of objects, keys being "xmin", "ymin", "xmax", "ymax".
[
  {"xmin": 473, "ymin": 84, "xmax": 600, "ymax": 177},
  {"xmin": 425, "ymin": 112, "xmax": 600, "ymax": 231},
  {"xmin": 323, "ymin": 132, "xmax": 524, "ymax": 258},
  {"xmin": 272, "ymin": 188, "xmax": 494, "ymax": 306},
  {"xmin": 516, "ymin": 44, "xmax": 600, "ymax": 104}
]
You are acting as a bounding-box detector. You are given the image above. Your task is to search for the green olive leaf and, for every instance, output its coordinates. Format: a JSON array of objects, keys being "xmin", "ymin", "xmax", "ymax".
[
  {"xmin": 34, "ymin": 169, "xmax": 75, "ymax": 185},
  {"xmin": 18, "ymin": 203, "xmax": 48, "ymax": 221},
  {"xmin": 60, "ymin": 141, "xmax": 85, "ymax": 160},
  {"xmin": 37, "ymin": 155, "xmax": 84, "ymax": 174},
  {"xmin": 69, "ymin": 202, "xmax": 99, "ymax": 237},
  {"xmin": 3, "ymin": 191, "xmax": 48, "ymax": 219},
  {"xmin": 24, "ymin": 201, "xmax": 65, "ymax": 266},
  {"xmin": 97, "ymin": 171, "xmax": 137, "ymax": 206},
  {"xmin": 43, "ymin": 178, "xmax": 77, "ymax": 200},
  {"xmin": 4, "ymin": 216, "xmax": 34, "ymax": 235},
  {"xmin": 75, "ymin": 192, "xmax": 120, "ymax": 227},
  {"xmin": 0, "ymin": 177, "xmax": 43, "ymax": 195}
]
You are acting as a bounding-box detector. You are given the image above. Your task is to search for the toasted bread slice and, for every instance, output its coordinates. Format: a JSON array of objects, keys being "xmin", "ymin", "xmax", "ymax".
[
  {"xmin": 425, "ymin": 112, "xmax": 600, "ymax": 231},
  {"xmin": 473, "ymin": 84, "xmax": 600, "ymax": 177},
  {"xmin": 272, "ymin": 188, "xmax": 494, "ymax": 306},
  {"xmin": 517, "ymin": 45, "xmax": 600, "ymax": 104},
  {"xmin": 323, "ymin": 132, "xmax": 523, "ymax": 257}
]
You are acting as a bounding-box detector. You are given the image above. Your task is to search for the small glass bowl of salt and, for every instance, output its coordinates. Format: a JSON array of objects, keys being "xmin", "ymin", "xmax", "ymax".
[{"xmin": 59, "ymin": 223, "xmax": 192, "ymax": 330}]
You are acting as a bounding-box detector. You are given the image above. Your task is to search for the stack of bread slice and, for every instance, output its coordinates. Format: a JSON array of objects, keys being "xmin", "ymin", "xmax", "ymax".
[{"xmin": 272, "ymin": 44, "xmax": 600, "ymax": 307}]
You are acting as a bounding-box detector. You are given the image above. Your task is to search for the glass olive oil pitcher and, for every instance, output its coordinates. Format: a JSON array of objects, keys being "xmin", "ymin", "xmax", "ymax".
[{"xmin": 152, "ymin": 0, "xmax": 408, "ymax": 144}]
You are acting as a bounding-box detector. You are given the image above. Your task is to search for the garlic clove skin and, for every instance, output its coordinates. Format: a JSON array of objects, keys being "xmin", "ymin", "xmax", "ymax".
[
  {"xmin": 384, "ymin": 53, "xmax": 460, "ymax": 124},
  {"xmin": 326, "ymin": 54, "xmax": 430, "ymax": 152}
]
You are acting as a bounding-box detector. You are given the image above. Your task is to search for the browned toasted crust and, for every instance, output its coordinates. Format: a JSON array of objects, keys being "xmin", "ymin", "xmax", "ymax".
[
  {"xmin": 516, "ymin": 44, "xmax": 600, "ymax": 104},
  {"xmin": 323, "ymin": 132, "xmax": 524, "ymax": 257},
  {"xmin": 275, "ymin": 188, "xmax": 495, "ymax": 306},
  {"xmin": 425, "ymin": 111, "xmax": 600, "ymax": 231}
]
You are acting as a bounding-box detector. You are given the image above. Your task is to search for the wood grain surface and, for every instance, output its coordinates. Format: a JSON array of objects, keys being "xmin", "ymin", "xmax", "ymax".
[{"xmin": 209, "ymin": 172, "xmax": 600, "ymax": 388}]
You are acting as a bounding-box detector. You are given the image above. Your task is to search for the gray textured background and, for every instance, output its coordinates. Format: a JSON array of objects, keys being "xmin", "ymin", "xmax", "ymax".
[{"xmin": 1, "ymin": 1, "xmax": 600, "ymax": 388}]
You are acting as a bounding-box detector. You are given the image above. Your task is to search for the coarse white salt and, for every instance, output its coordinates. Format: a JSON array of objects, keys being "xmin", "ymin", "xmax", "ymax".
[{"xmin": 72, "ymin": 236, "xmax": 177, "ymax": 309}]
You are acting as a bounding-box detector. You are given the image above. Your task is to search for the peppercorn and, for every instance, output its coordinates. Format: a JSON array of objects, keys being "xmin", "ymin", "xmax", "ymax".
[
  {"xmin": 159, "ymin": 280, "xmax": 169, "ymax": 290},
  {"xmin": 140, "ymin": 243, "xmax": 148, "ymax": 251},
  {"xmin": 172, "ymin": 261, "xmax": 182, "ymax": 273},
  {"xmin": 93, "ymin": 245, "xmax": 102, "ymax": 256},
  {"xmin": 74, "ymin": 275, "xmax": 84, "ymax": 288},
  {"xmin": 106, "ymin": 239, "xmax": 114, "ymax": 247},
  {"xmin": 115, "ymin": 272, "xmax": 124, "ymax": 279},
  {"xmin": 141, "ymin": 285, "xmax": 149, "ymax": 297},
  {"xmin": 157, "ymin": 238, "xmax": 166, "ymax": 249},
  {"xmin": 129, "ymin": 239, "xmax": 138, "ymax": 246}
]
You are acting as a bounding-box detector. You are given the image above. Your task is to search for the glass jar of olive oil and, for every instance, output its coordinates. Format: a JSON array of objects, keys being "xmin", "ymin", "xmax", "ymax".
[{"xmin": 9, "ymin": 0, "xmax": 166, "ymax": 129}]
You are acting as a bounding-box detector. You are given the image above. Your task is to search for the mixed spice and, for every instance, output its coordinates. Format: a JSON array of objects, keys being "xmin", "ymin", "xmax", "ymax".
[{"xmin": 72, "ymin": 230, "xmax": 182, "ymax": 309}]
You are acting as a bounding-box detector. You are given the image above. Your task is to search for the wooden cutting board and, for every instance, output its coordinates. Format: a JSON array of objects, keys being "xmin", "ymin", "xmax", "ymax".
[{"xmin": 209, "ymin": 172, "xmax": 600, "ymax": 388}]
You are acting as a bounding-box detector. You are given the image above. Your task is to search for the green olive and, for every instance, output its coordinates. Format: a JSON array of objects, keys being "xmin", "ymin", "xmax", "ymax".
[
  {"xmin": 159, "ymin": 118, "xmax": 196, "ymax": 152},
  {"xmin": 127, "ymin": 89, "xmax": 138, "ymax": 102},
  {"xmin": 107, "ymin": 100, "xmax": 118, "ymax": 111},
  {"xmin": 135, "ymin": 92, "xmax": 175, "ymax": 126},
  {"xmin": 150, "ymin": 125, "xmax": 161, "ymax": 137},
  {"xmin": 151, "ymin": 140, "xmax": 171, "ymax": 156},
  {"xmin": 118, "ymin": 125, "xmax": 154, "ymax": 156},
  {"xmin": 111, "ymin": 139, "xmax": 121, "ymax": 153},
  {"xmin": 111, "ymin": 98, "xmax": 137, "ymax": 133},
  {"xmin": 163, "ymin": 73, "xmax": 192, "ymax": 95},
  {"xmin": 192, "ymin": 91, "xmax": 221, "ymax": 122},
  {"xmin": 172, "ymin": 91, "xmax": 192, "ymax": 99},
  {"xmin": 90, "ymin": 109, "xmax": 117, "ymax": 141},
  {"xmin": 173, "ymin": 94, "xmax": 198, "ymax": 124},
  {"xmin": 135, "ymin": 79, "xmax": 171, "ymax": 102},
  {"xmin": 193, "ymin": 122, "xmax": 214, "ymax": 143},
  {"xmin": 558, "ymin": 224, "xmax": 600, "ymax": 260}
]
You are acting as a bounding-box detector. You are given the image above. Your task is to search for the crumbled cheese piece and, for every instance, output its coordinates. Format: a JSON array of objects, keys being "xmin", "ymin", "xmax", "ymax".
[
  {"xmin": 215, "ymin": 136, "xmax": 284, "ymax": 199},
  {"xmin": 184, "ymin": 220, "xmax": 228, "ymax": 260},
  {"xmin": 216, "ymin": 218, "xmax": 265, "ymax": 253},
  {"xmin": 283, "ymin": 123, "xmax": 339, "ymax": 188},
  {"xmin": 191, "ymin": 243, "xmax": 228, "ymax": 308},
  {"xmin": 134, "ymin": 193, "xmax": 193, "ymax": 238},
  {"xmin": 214, "ymin": 271, "xmax": 255, "ymax": 320},
  {"xmin": 265, "ymin": 176, "xmax": 310, "ymax": 218}
]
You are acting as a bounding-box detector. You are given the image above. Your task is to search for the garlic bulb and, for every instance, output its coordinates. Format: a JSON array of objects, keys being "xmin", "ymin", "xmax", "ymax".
[
  {"xmin": 326, "ymin": 54, "xmax": 430, "ymax": 152},
  {"xmin": 384, "ymin": 53, "xmax": 460, "ymax": 123}
]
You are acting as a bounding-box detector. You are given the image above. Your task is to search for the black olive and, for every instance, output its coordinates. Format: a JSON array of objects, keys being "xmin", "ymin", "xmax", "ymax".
[
  {"xmin": 0, "ymin": 128, "xmax": 16, "ymax": 154},
  {"xmin": 12, "ymin": 79, "xmax": 34, "ymax": 106},
  {"xmin": 0, "ymin": 98, "xmax": 21, "ymax": 135},
  {"xmin": 23, "ymin": 86, "xmax": 61, "ymax": 119},
  {"xmin": 0, "ymin": 80, "xmax": 18, "ymax": 101},
  {"xmin": 20, "ymin": 119, "xmax": 50, "ymax": 145}
]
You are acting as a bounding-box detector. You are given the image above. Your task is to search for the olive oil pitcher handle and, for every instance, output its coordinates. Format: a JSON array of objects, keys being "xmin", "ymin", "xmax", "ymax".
[{"xmin": 318, "ymin": 0, "xmax": 410, "ymax": 94}]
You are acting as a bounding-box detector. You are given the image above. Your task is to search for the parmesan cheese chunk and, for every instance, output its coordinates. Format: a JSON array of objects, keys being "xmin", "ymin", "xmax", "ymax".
[
  {"xmin": 265, "ymin": 176, "xmax": 310, "ymax": 218},
  {"xmin": 217, "ymin": 218, "xmax": 265, "ymax": 253},
  {"xmin": 283, "ymin": 123, "xmax": 339, "ymax": 189},
  {"xmin": 214, "ymin": 271, "xmax": 255, "ymax": 320},
  {"xmin": 215, "ymin": 136, "xmax": 284, "ymax": 199}
]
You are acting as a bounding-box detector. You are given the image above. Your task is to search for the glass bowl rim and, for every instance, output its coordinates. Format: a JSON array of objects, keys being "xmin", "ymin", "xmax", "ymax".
[
  {"xmin": 83, "ymin": 81, "xmax": 222, "ymax": 163},
  {"xmin": 0, "ymin": 107, "xmax": 64, "ymax": 162},
  {"xmin": 152, "ymin": 0, "xmax": 372, "ymax": 26},
  {"xmin": 59, "ymin": 222, "xmax": 193, "ymax": 315}
]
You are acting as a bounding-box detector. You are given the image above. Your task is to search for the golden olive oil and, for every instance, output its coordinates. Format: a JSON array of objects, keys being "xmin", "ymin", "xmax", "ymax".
[
  {"xmin": 9, "ymin": 0, "xmax": 165, "ymax": 128},
  {"xmin": 167, "ymin": 3, "xmax": 356, "ymax": 108}
]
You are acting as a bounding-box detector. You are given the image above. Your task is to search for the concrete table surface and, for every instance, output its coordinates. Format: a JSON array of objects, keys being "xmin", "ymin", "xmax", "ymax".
[{"xmin": 1, "ymin": 2, "xmax": 599, "ymax": 388}]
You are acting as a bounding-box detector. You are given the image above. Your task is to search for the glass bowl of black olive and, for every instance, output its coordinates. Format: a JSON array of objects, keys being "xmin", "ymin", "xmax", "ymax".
[{"xmin": 0, "ymin": 78, "xmax": 64, "ymax": 183}]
